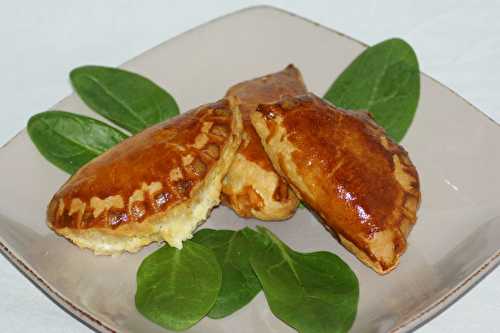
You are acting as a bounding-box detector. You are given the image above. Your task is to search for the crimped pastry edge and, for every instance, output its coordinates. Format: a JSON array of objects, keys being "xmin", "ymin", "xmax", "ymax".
[{"xmin": 48, "ymin": 101, "xmax": 243, "ymax": 255}]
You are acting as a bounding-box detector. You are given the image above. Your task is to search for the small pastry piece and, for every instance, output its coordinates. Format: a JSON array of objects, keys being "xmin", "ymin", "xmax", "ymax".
[
  {"xmin": 222, "ymin": 65, "xmax": 305, "ymax": 220},
  {"xmin": 47, "ymin": 99, "xmax": 242, "ymax": 255},
  {"xmin": 251, "ymin": 93, "xmax": 420, "ymax": 274}
]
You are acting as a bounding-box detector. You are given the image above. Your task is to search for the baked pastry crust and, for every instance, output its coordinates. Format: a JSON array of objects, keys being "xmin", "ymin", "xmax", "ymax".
[
  {"xmin": 251, "ymin": 93, "xmax": 420, "ymax": 273},
  {"xmin": 47, "ymin": 99, "xmax": 242, "ymax": 255},
  {"xmin": 222, "ymin": 65, "xmax": 305, "ymax": 220}
]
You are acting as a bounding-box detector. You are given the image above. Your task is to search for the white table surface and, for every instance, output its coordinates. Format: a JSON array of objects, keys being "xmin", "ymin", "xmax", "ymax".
[{"xmin": 0, "ymin": 1, "xmax": 498, "ymax": 332}]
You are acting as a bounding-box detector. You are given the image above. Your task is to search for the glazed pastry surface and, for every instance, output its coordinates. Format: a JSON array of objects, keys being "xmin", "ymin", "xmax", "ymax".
[
  {"xmin": 48, "ymin": 99, "xmax": 242, "ymax": 255},
  {"xmin": 222, "ymin": 65, "xmax": 306, "ymax": 220},
  {"xmin": 251, "ymin": 93, "xmax": 420, "ymax": 273}
]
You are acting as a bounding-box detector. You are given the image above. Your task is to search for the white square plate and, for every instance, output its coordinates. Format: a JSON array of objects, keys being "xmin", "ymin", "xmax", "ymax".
[{"xmin": 0, "ymin": 6, "xmax": 498, "ymax": 333}]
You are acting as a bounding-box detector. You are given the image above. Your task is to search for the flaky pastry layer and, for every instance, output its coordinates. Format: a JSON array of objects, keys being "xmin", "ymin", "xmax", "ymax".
[{"xmin": 222, "ymin": 65, "xmax": 306, "ymax": 220}]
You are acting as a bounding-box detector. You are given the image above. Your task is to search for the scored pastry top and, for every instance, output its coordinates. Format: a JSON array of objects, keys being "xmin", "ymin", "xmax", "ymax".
[{"xmin": 48, "ymin": 99, "xmax": 237, "ymax": 231}]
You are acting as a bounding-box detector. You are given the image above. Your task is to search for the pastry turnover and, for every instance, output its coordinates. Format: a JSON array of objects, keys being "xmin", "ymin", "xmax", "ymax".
[
  {"xmin": 47, "ymin": 99, "xmax": 242, "ymax": 255},
  {"xmin": 222, "ymin": 65, "xmax": 305, "ymax": 220},
  {"xmin": 250, "ymin": 94, "xmax": 420, "ymax": 274}
]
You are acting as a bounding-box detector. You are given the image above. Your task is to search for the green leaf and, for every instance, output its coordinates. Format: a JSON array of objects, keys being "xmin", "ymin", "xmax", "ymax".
[
  {"xmin": 27, "ymin": 111, "xmax": 128, "ymax": 174},
  {"xmin": 324, "ymin": 38, "xmax": 420, "ymax": 142},
  {"xmin": 135, "ymin": 241, "xmax": 222, "ymax": 331},
  {"xmin": 192, "ymin": 228, "xmax": 268, "ymax": 319},
  {"xmin": 251, "ymin": 227, "xmax": 359, "ymax": 333},
  {"xmin": 71, "ymin": 65, "xmax": 179, "ymax": 134}
]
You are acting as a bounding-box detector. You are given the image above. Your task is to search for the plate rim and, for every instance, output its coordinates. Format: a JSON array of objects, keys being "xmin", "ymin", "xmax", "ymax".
[{"xmin": 0, "ymin": 4, "xmax": 498, "ymax": 333}]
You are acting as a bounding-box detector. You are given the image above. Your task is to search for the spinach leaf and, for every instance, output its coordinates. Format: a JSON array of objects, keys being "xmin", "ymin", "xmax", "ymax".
[
  {"xmin": 135, "ymin": 241, "xmax": 222, "ymax": 331},
  {"xmin": 27, "ymin": 111, "xmax": 128, "ymax": 174},
  {"xmin": 251, "ymin": 227, "xmax": 359, "ymax": 333},
  {"xmin": 70, "ymin": 66, "xmax": 179, "ymax": 134},
  {"xmin": 192, "ymin": 228, "xmax": 268, "ymax": 319},
  {"xmin": 324, "ymin": 38, "xmax": 420, "ymax": 142}
]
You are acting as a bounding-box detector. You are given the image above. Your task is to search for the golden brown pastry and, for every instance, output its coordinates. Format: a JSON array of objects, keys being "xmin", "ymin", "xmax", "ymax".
[
  {"xmin": 251, "ymin": 93, "xmax": 420, "ymax": 274},
  {"xmin": 47, "ymin": 99, "xmax": 242, "ymax": 255},
  {"xmin": 222, "ymin": 65, "xmax": 306, "ymax": 220}
]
